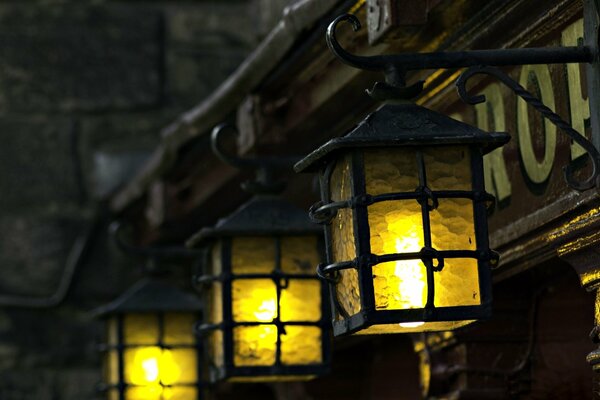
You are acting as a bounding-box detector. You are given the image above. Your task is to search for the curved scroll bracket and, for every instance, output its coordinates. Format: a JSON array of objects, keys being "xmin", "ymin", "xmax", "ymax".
[
  {"xmin": 456, "ymin": 65, "xmax": 600, "ymax": 192},
  {"xmin": 211, "ymin": 124, "xmax": 301, "ymax": 194}
]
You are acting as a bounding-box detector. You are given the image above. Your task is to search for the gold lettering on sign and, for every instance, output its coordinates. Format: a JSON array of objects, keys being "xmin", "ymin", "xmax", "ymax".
[
  {"xmin": 474, "ymin": 84, "xmax": 512, "ymax": 201},
  {"xmin": 561, "ymin": 19, "xmax": 590, "ymax": 160},
  {"xmin": 517, "ymin": 65, "xmax": 557, "ymax": 184}
]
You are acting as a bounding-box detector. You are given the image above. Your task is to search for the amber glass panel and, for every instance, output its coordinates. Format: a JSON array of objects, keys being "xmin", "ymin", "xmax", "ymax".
[
  {"xmin": 232, "ymin": 279, "xmax": 277, "ymax": 322},
  {"xmin": 208, "ymin": 281, "xmax": 222, "ymax": 324},
  {"xmin": 363, "ymin": 148, "xmax": 419, "ymax": 195},
  {"xmin": 356, "ymin": 320, "xmax": 474, "ymax": 334},
  {"xmin": 280, "ymin": 326, "xmax": 322, "ymax": 365},
  {"xmin": 280, "ymin": 280, "xmax": 321, "ymax": 322},
  {"xmin": 164, "ymin": 313, "xmax": 196, "ymax": 345},
  {"xmin": 163, "ymin": 349, "xmax": 197, "ymax": 384},
  {"xmin": 434, "ymin": 258, "xmax": 480, "ymax": 306},
  {"xmin": 281, "ymin": 236, "xmax": 320, "ymax": 274},
  {"xmin": 423, "ymin": 146, "xmax": 472, "ymax": 191},
  {"xmin": 162, "ymin": 387, "xmax": 197, "ymax": 400},
  {"xmin": 208, "ymin": 330, "xmax": 224, "ymax": 368},
  {"xmin": 124, "ymin": 314, "xmax": 159, "ymax": 345},
  {"xmin": 368, "ymin": 200, "xmax": 425, "ymax": 310},
  {"xmin": 329, "ymin": 156, "xmax": 360, "ymax": 317},
  {"xmin": 430, "ymin": 198, "xmax": 476, "ymax": 251},
  {"xmin": 124, "ymin": 347, "xmax": 163, "ymax": 385},
  {"xmin": 125, "ymin": 386, "xmax": 162, "ymax": 400},
  {"xmin": 108, "ymin": 389, "xmax": 119, "ymax": 400},
  {"xmin": 105, "ymin": 350, "xmax": 119, "ymax": 385},
  {"xmin": 231, "ymin": 237, "xmax": 275, "ymax": 274},
  {"xmin": 233, "ymin": 325, "xmax": 277, "ymax": 366}
]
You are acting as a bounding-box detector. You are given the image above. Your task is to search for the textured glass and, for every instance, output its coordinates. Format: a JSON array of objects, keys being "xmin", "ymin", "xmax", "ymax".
[
  {"xmin": 124, "ymin": 386, "xmax": 197, "ymax": 400},
  {"xmin": 231, "ymin": 237, "xmax": 275, "ymax": 274},
  {"xmin": 232, "ymin": 279, "xmax": 277, "ymax": 322},
  {"xmin": 364, "ymin": 148, "xmax": 419, "ymax": 195},
  {"xmin": 369, "ymin": 200, "xmax": 425, "ymax": 310},
  {"xmin": 280, "ymin": 326, "xmax": 322, "ymax": 365},
  {"xmin": 424, "ymin": 146, "xmax": 472, "ymax": 191},
  {"xmin": 233, "ymin": 325, "xmax": 277, "ymax": 366},
  {"xmin": 434, "ymin": 258, "xmax": 480, "ymax": 306},
  {"xmin": 210, "ymin": 282, "xmax": 223, "ymax": 324},
  {"xmin": 208, "ymin": 330, "xmax": 224, "ymax": 368},
  {"xmin": 281, "ymin": 236, "xmax": 320, "ymax": 274},
  {"xmin": 124, "ymin": 314, "xmax": 158, "ymax": 345},
  {"xmin": 164, "ymin": 349, "xmax": 197, "ymax": 384},
  {"xmin": 164, "ymin": 313, "xmax": 196, "ymax": 345},
  {"xmin": 430, "ymin": 198, "xmax": 476, "ymax": 250},
  {"xmin": 356, "ymin": 320, "xmax": 474, "ymax": 334},
  {"xmin": 105, "ymin": 350, "xmax": 119, "ymax": 385},
  {"xmin": 280, "ymin": 280, "xmax": 321, "ymax": 322},
  {"xmin": 329, "ymin": 156, "xmax": 360, "ymax": 317}
]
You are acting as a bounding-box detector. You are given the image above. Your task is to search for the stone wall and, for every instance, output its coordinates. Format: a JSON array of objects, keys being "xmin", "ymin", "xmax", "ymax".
[{"xmin": 0, "ymin": 1, "xmax": 286, "ymax": 398}]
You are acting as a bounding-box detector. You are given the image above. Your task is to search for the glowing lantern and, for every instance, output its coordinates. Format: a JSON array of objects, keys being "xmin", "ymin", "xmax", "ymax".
[
  {"xmin": 95, "ymin": 279, "xmax": 203, "ymax": 399},
  {"xmin": 294, "ymin": 101, "xmax": 509, "ymax": 336},
  {"xmin": 187, "ymin": 196, "xmax": 330, "ymax": 382}
]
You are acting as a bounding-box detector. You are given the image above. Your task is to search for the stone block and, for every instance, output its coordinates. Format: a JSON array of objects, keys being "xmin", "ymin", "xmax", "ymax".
[
  {"xmin": 0, "ymin": 4, "xmax": 161, "ymax": 112},
  {"xmin": 0, "ymin": 117, "xmax": 81, "ymax": 211}
]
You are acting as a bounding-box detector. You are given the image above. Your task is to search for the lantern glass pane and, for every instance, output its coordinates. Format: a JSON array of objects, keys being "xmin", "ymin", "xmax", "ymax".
[
  {"xmin": 208, "ymin": 330, "xmax": 224, "ymax": 368},
  {"xmin": 105, "ymin": 349, "xmax": 119, "ymax": 385},
  {"xmin": 163, "ymin": 349, "xmax": 197, "ymax": 384},
  {"xmin": 363, "ymin": 148, "xmax": 420, "ymax": 194},
  {"xmin": 164, "ymin": 313, "xmax": 196, "ymax": 345},
  {"xmin": 123, "ymin": 314, "xmax": 159, "ymax": 345},
  {"xmin": 434, "ymin": 258, "xmax": 480, "ymax": 306},
  {"xmin": 281, "ymin": 236, "xmax": 320, "ymax": 274},
  {"xmin": 125, "ymin": 386, "xmax": 163, "ymax": 400},
  {"xmin": 124, "ymin": 346, "xmax": 162, "ymax": 385},
  {"xmin": 108, "ymin": 389, "xmax": 119, "ymax": 400},
  {"xmin": 330, "ymin": 156, "xmax": 360, "ymax": 317},
  {"xmin": 430, "ymin": 199, "xmax": 476, "ymax": 251},
  {"xmin": 280, "ymin": 280, "xmax": 321, "ymax": 322},
  {"xmin": 280, "ymin": 326, "xmax": 322, "ymax": 365},
  {"xmin": 232, "ymin": 279, "xmax": 277, "ymax": 322},
  {"xmin": 162, "ymin": 387, "xmax": 198, "ymax": 400},
  {"xmin": 368, "ymin": 200, "xmax": 425, "ymax": 311},
  {"xmin": 233, "ymin": 325, "xmax": 277, "ymax": 366},
  {"xmin": 232, "ymin": 237, "xmax": 275, "ymax": 274},
  {"xmin": 423, "ymin": 146, "xmax": 472, "ymax": 191}
]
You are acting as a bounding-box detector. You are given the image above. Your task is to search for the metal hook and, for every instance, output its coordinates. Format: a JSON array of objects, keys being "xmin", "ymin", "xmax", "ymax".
[
  {"xmin": 456, "ymin": 65, "xmax": 600, "ymax": 191},
  {"xmin": 211, "ymin": 123, "xmax": 302, "ymax": 194}
]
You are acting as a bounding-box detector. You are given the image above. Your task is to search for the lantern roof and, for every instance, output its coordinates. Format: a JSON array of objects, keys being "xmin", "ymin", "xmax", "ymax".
[
  {"xmin": 294, "ymin": 102, "xmax": 510, "ymax": 173},
  {"xmin": 93, "ymin": 278, "xmax": 203, "ymax": 317},
  {"xmin": 186, "ymin": 195, "xmax": 319, "ymax": 248}
]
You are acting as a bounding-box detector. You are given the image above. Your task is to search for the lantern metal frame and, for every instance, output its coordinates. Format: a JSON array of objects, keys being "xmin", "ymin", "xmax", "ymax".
[
  {"xmin": 294, "ymin": 13, "xmax": 600, "ymax": 336},
  {"xmin": 296, "ymin": 102, "xmax": 508, "ymax": 336},
  {"xmin": 186, "ymin": 125, "xmax": 331, "ymax": 382},
  {"xmin": 94, "ymin": 278, "xmax": 204, "ymax": 400}
]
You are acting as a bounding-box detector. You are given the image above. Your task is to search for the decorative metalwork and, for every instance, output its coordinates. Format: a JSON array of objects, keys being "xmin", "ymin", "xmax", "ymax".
[
  {"xmin": 187, "ymin": 124, "xmax": 330, "ymax": 382},
  {"xmin": 325, "ymin": 13, "xmax": 600, "ymax": 191},
  {"xmin": 94, "ymin": 279, "xmax": 204, "ymax": 400},
  {"xmin": 295, "ymin": 101, "xmax": 506, "ymax": 336}
]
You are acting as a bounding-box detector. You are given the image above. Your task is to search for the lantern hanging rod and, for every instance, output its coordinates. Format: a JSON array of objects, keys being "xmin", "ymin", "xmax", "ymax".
[
  {"xmin": 327, "ymin": 13, "xmax": 600, "ymax": 191},
  {"xmin": 109, "ymin": 221, "xmax": 204, "ymax": 260},
  {"xmin": 327, "ymin": 14, "xmax": 593, "ymax": 85},
  {"xmin": 211, "ymin": 123, "xmax": 302, "ymax": 194}
]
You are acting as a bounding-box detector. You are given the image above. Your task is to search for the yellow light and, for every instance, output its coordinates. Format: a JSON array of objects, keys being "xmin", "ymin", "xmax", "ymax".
[
  {"xmin": 254, "ymin": 298, "xmax": 277, "ymax": 321},
  {"xmin": 141, "ymin": 356, "xmax": 159, "ymax": 382},
  {"xmin": 125, "ymin": 347, "xmax": 184, "ymax": 390}
]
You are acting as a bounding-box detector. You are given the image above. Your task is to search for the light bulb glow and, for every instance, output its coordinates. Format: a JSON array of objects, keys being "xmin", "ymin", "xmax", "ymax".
[
  {"xmin": 142, "ymin": 357, "xmax": 159, "ymax": 382},
  {"xmin": 254, "ymin": 298, "xmax": 277, "ymax": 321}
]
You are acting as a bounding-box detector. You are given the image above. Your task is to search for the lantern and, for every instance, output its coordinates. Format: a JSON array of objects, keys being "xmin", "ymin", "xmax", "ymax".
[
  {"xmin": 294, "ymin": 101, "xmax": 510, "ymax": 336},
  {"xmin": 187, "ymin": 195, "xmax": 330, "ymax": 382},
  {"xmin": 95, "ymin": 278, "xmax": 203, "ymax": 400}
]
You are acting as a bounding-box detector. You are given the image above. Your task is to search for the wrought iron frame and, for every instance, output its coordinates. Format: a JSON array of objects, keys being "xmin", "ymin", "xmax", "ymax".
[
  {"xmin": 187, "ymin": 124, "xmax": 331, "ymax": 382},
  {"xmin": 94, "ymin": 279, "xmax": 204, "ymax": 400},
  {"xmin": 294, "ymin": 12, "xmax": 600, "ymax": 336},
  {"xmin": 194, "ymin": 234, "xmax": 330, "ymax": 382}
]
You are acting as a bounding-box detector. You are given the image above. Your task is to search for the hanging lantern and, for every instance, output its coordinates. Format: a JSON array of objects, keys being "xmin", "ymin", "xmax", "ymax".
[
  {"xmin": 95, "ymin": 278, "xmax": 204, "ymax": 400},
  {"xmin": 294, "ymin": 101, "xmax": 510, "ymax": 336},
  {"xmin": 187, "ymin": 196, "xmax": 330, "ymax": 382}
]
